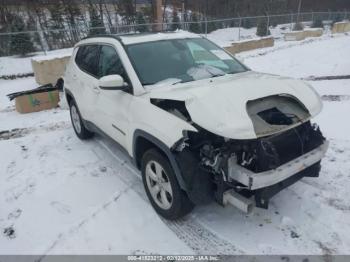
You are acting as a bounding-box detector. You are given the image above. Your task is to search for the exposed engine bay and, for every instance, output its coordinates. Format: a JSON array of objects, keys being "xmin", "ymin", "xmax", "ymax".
[
  {"xmin": 187, "ymin": 121, "xmax": 324, "ymax": 174},
  {"xmin": 151, "ymin": 95, "xmax": 327, "ymax": 210},
  {"xmin": 246, "ymin": 95, "xmax": 311, "ymax": 137}
]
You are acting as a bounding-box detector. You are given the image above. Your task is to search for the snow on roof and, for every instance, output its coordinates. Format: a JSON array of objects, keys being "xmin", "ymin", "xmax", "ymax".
[{"xmin": 120, "ymin": 30, "xmax": 201, "ymax": 45}]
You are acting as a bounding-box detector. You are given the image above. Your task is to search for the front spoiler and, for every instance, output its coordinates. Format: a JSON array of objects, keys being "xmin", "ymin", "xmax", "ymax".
[{"xmin": 228, "ymin": 140, "xmax": 329, "ymax": 190}]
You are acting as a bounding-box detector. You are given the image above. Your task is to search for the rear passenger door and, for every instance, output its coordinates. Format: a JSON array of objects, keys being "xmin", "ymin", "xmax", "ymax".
[
  {"xmin": 74, "ymin": 45, "xmax": 100, "ymax": 122},
  {"xmin": 94, "ymin": 45, "xmax": 133, "ymax": 148}
]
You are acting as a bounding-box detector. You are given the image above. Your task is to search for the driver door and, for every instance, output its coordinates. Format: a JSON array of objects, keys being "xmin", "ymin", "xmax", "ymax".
[{"xmin": 94, "ymin": 45, "xmax": 133, "ymax": 149}]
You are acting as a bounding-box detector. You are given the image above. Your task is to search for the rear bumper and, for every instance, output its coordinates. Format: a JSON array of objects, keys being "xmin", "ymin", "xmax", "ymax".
[{"xmin": 228, "ymin": 140, "xmax": 329, "ymax": 190}]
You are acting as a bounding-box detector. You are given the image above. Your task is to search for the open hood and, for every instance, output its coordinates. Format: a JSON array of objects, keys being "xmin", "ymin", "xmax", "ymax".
[{"xmin": 144, "ymin": 71, "xmax": 323, "ymax": 140}]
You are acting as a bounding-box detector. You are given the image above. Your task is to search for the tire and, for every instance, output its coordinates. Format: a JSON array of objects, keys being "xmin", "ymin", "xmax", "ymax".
[
  {"xmin": 69, "ymin": 100, "xmax": 94, "ymax": 140},
  {"xmin": 141, "ymin": 149, "xmax": 194, "ymax": 220}
]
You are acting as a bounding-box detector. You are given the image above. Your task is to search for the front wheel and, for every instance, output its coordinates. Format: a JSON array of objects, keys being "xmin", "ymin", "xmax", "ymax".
[
  {"xmin": 69, "ymin": 101, "xmax": 94, "ymax": 140},
  {"xmin": 141, "ymin": 149, "xmax": 194, "ymax": 220}
]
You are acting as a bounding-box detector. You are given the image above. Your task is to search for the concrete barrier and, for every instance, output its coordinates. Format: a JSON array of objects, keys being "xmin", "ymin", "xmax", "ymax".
[
  {"xmin": 284, "ymin": 31, "xmax": 305, "ymax": 41},
  {"xmin": 31, "ymin": 55, "xmax": 71, "ymax": 85},
  {"xmin": 304, "ymin": 28, "xmax": 323, "ymax": 38},
  {"xmin": 332, "ymin": 21, "xmax": 350, "ymax": 34},
  {"xmin": 224, "ymin": 37, "xmax": 274, "ymax": 54},
  {"xmin": 284, "ymin": 28, "xmax": 323, "ymax": 41}
]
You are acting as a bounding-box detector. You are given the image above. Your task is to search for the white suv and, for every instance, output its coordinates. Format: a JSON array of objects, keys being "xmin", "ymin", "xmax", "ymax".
[{"xmin": 64, "ymin": 32, "xmax": 328, "ymax": 220}]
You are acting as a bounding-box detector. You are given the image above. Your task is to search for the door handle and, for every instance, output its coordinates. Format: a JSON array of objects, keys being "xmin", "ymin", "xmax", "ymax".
[{"xmin": 93, "ymin": 86, "xmax": 100, "ymax": 94}]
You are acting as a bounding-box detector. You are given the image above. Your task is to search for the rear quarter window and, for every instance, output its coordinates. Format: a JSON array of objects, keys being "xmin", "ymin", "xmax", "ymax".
[{"xmin": 75, "ymin": 45, "xmax": 100, "ymax": 77}]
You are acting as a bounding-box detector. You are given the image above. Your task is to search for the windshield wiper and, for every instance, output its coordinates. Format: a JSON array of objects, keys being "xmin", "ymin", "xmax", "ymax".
[
  {"xmin": 227, "ymin": 69, "xmax": 248, "ymax": 75},
  {"xmin": 172, "ymin": 80, "xmax": 191, "ymax": 85},
  {"xmin": 210, "ymin": 73, "xmax": 226, "ymax": 78},
  {"xmin": 170, "ymin": 79, "xmax": 183, "ymax": 85}
]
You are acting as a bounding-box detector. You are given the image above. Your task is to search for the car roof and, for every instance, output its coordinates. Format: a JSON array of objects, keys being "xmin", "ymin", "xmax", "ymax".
[{"xmin": 83, "ymin": 31, "xmax": 201, "ymax": 46}]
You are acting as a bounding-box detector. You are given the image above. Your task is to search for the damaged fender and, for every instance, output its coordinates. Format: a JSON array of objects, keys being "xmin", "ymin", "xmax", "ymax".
[{"xmin": 128, "ymin": 96, "xmax": 197, "ymax": 154}]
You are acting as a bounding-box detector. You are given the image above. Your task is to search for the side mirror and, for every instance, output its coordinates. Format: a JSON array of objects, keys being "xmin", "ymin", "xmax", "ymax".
[{"xmin": 99, "ymin": 75, "xmax": 126, "ymax": 90}]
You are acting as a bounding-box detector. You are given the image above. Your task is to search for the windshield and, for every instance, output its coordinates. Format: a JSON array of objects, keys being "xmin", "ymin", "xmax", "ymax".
[{"xmin": 126, "ymin": 38, "xmax": 248, "ymax": 86}]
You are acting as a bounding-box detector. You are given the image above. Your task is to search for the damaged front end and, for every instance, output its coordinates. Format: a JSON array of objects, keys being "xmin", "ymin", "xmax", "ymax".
[
  {"xmin": 159, "ymin": 95, "xmax": 329, "ymax": 213},
  {"xmin": 174, "ymin": 122, "xmax": 328, "ymax": 212}
]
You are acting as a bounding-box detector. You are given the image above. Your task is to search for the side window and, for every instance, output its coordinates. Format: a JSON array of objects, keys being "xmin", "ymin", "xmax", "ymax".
[
  {"xmin": 75, "ymin": 45, "xmax": 100, "ymax": 77},
  {"xmin": 98, "ymin": 45, "xmax": 127, "ymax": 80}
]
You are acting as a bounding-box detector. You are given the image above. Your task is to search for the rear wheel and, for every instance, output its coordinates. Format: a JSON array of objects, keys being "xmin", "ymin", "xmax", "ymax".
[
  {"xmin": 69, "ymin": 100, "xmax": 94, "ymax": 140},
  {"xmin": 141, "ymin": 149, "xmax": 194, "ymax": 220}
]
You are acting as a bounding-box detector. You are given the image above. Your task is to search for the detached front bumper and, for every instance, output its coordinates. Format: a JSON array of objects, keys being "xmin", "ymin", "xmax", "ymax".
[{"xmin": 228, "ymin": 140, "xmax": 329, "ymax": 190}]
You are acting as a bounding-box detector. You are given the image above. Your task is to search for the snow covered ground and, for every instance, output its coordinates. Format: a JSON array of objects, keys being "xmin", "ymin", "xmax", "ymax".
[
  {"xmin": 206, "ymin": 23, "xmax": 328, "ymax": 47},
  {"xmin": 0, "ymin": 48, "xmax": 73, "ymax": 77},
  {"xmin": 240, "ymin": 34, "xmax": 350, "ymax": 78},
  {"xmin": 206, "ymin": 24, "xmax": 292, "ymax": 47},
  {"xmin": 0, "ymin": 32, "xmax": 350, "ymax": 257}
]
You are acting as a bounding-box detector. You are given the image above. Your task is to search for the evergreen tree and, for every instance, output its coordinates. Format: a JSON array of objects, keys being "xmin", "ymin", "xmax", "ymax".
[
  {"xmin": 189, "ymin": 13, "xmax": 201, "ymax": 33},
  {"xmin": 207, "ymin": 21, "xmax": 218, "ymax": 33},
  {"xmin": 62, "ymin": 0, "xmax": 84, "ymax": 43},
  {"xmin": 136, "ymin": 12, "xmax": 148, "ymax": 32},
  {"xmin": 171, "ymin": 11, "xmax": 181, "ymax": 31},
  {"xmin": 26, "ymin": 12, "xmax": 42, "ymax": 52},
  {"xmin": 242, "ymin": 18, "xmax": 253, "ymax": 29},
  {"xmin": 89, "ymin": 6, "xmax": 106, "ymax": 35},
  {"xmin": 0, "ymin": 10, "xmax": 13, "ymax": 56},
  {"xmin": 28, "ymin": 0, "xmax": 52, "ymax": 50},
  {"xmin": 293, "ymin": 22, "xmax": 304, "ymax": 31},
  {"xmin": 10, "ymin": 15, "xmax": 34, "ymax": 56},
  {"xmin": 332, "ymin": 14, "xmax": 343, "ymax": 26},
  {"xmin": 118, "ymin": 0, "xmax": 135, "ymax": 26},
  {"xmin": 119, "ymin": 0, "xmax": 135, "ymax": 17},
  {"xmin": 312, "ymin": 18, "xmax": 323, "ymax": 28},
  {"xmin": 48, "ymin": 3, "xmax": 67, "ymax": 49},
  {"xmin": 256, "ymin": 19, "xmax": 271, "ymax": 37}
]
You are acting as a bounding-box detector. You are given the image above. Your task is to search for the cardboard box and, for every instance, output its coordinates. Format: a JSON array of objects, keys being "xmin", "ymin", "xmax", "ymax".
[{"xmin": 15, "ymin": 90, "xmax": 60, "ymax": 114}]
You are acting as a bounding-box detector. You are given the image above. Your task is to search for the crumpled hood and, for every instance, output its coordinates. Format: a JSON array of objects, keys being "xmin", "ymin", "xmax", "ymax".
[{"xmin": 144, "ymin": 71, "xmax": 323, "ymax": 139}]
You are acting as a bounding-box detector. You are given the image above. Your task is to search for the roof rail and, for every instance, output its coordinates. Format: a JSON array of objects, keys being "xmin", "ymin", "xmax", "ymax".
[
  {"xmin": 82, "ymin": 34, "xmax": 121, "ymax": 41},
  {"xmin": 82, "ymin": 31, "xmax": 179, "ymax": 41}
]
